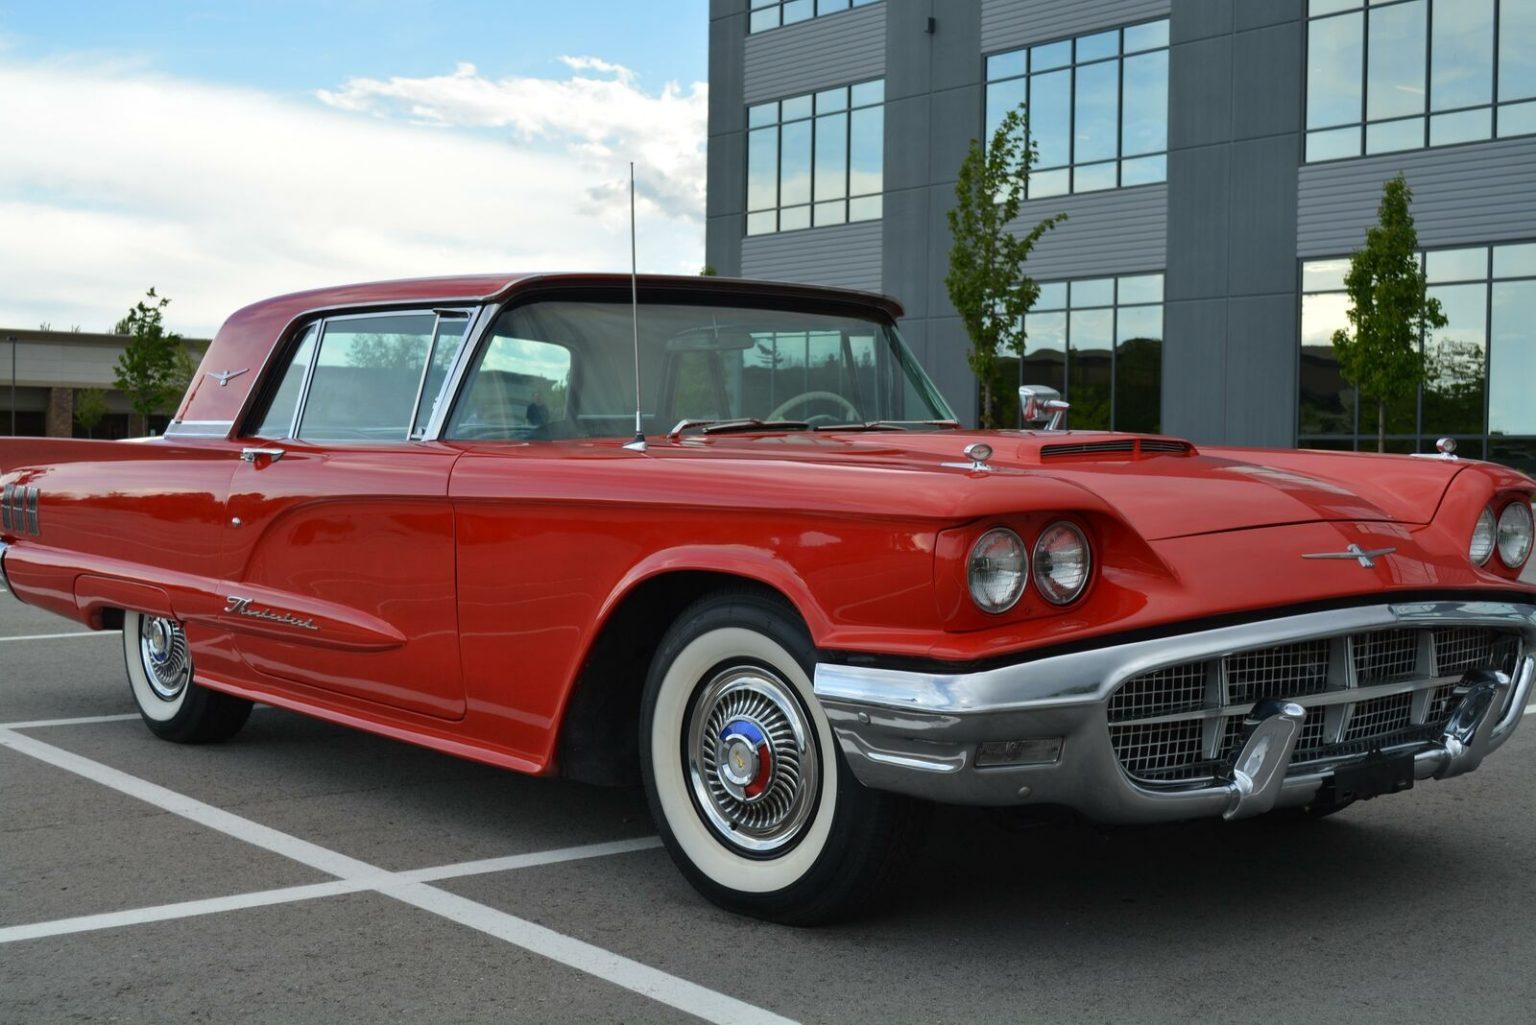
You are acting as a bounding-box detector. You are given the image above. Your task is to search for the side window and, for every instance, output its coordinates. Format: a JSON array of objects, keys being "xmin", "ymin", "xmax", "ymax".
[
  {"xmin": 248, "ymin": 325, "xmax": 318, "ymax": 438},
  {"xmin": 447, "ymin": 333, "xmax": 573, "ymax": 440},
  {"xmin": 297, "ymin": 313, "xmax": 439, "ymax": 442},
  {"xmin": 411, "ymin": 312, "xmax": 472, "ymax": 439}
]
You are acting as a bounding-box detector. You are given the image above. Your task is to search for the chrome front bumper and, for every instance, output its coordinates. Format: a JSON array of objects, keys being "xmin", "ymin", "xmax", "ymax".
[{"xmin": 813, "ymin": 601, "xmax": 1536, "ymax": 823}]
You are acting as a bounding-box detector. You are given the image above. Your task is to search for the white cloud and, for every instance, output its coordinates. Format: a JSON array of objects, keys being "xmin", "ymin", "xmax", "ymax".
[{"xmin": 0, "ymin": 56, "xmax": 706, "ymax": 337}]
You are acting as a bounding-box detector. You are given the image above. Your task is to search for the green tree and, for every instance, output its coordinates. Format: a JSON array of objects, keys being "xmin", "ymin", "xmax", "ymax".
[
  {"xmin": 113, "ymin": 288, "xmax": 188, "ymax": 421},
  {"xmin": 945, "ymin": 105, "xmax": 1067, "ymax": 428},
  {"xmin": 1331, "ymin": 175, "xmax": 1447, "ymax": 452},
  {"xmin": 73, "ymin": 388, "xmax": 109, "ymax": 438}
]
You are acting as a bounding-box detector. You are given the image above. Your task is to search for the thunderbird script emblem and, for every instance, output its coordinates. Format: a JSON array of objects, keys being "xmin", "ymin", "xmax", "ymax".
[
  {"xmin": 223, "ymin": 596, "xmax": 319, "ymax": 631},
  {"xmin": 208, "ymin": 368, "xmax": 249, "ymax": 387},
  {"xmin": 1301, "ymin": 544, "xmax": 1396, "ymax": 569}
]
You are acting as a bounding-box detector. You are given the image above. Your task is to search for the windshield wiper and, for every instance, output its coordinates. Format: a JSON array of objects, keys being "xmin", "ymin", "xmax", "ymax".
[
  {"xmin": 813, "ymin": 419, "xmax": 964, "ymax": 432},
  {"xmin": 668, "ymin": 417, "xmax": 813, "ymax": 438}
]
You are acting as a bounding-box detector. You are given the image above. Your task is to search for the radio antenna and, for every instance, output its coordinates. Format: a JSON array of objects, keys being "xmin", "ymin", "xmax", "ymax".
[{"xmin": 622, "ymin": 161, "xmax": 647, "ymax": 452}]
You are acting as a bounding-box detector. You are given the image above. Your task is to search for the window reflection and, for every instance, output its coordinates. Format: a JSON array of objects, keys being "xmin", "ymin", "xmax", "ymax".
[
  {"xmin": 1307, "ymin": 0, "xmax": 1536, "ymax": 161},
  {"xmin": 746, "ymin": 80, "xmax": 883, "ymax": 236},
  {"xmin": 1300, "ymin": 242, "xmax": 1536, "ymax": 470},
  {"xmin": 984, "ymin": 19, "xmax": 1169, "ymax": 197},
  {"xmin": 1012, "ymin": 274, "xmax": 1162, "ymax": 432}
]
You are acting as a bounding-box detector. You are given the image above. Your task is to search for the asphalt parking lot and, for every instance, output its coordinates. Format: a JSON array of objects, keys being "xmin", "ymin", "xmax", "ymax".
[{"xmin": 3, "ymin": 584, "xmax": 1535, "ymax": 1025}]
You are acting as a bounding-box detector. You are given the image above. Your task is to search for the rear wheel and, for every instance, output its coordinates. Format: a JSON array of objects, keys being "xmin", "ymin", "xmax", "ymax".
[
  {"xmin": 640, "ymin": 589, "xmax": 921, "ymax": 924},
  {"xmin": 123, "ymin": 610, "xmax": 252, "ymax": 743}
]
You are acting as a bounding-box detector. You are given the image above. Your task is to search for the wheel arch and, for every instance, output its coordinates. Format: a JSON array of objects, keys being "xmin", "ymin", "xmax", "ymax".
[{"xmin": 554, "ymin": 558, "xmax": 820, "ymax": 786}]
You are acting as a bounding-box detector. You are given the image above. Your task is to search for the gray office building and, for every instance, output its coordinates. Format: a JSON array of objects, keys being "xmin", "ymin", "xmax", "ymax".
[{"xmin": 706, "ymin": 0, "xmax": 1536, "ymax": 470}]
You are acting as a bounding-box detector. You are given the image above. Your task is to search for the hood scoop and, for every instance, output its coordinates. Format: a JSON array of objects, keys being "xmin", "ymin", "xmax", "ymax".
[{"xmin": 1038, "ymin": 437, "xmax": 1196, "ymax": 462}]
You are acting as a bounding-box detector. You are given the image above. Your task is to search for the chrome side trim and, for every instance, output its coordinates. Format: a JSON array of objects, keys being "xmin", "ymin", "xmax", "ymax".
[
  {"xmin": 163, "ymin": 419, "xmax": 235, "ymax": 439},
  {"xmin": 1, "ymin": 483, "xmax": 12, "ymax": 532},
  {"xmin": 24, "ymin": 486, "xmax": 38, "ymax": 535}
]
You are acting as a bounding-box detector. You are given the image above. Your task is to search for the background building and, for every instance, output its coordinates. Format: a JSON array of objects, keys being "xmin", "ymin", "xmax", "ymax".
[
  {"xmin": 0, "ymin": 330, "xmax": 209, "ymax": 439},
  {"xmin": 706, "ymin": 0, "xmax": 1536, "ymax": 471}
]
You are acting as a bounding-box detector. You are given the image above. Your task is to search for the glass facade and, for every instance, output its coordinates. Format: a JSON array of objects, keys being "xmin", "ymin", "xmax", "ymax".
[
  {"xmin": 746, "ymin": 80, "xmax": 884, "ymax": 236},
  {"xmin": 1306, "ymin": 0, "xmax": 1536, "ymax": 162},
  {"xmin": 1299, "ymin": 241, "xmax": 1536, "ymax": 472},
  {"xmin": 995, "ymin": 273, "xmax": 1164, "ymax": 431},
  {"xmin": 748, "ymin": 0, "xmax": 880, "ymax": 34},
  {"xmin": 983, "ymin": 20, "xmax": 1169, "ymax": 198}
]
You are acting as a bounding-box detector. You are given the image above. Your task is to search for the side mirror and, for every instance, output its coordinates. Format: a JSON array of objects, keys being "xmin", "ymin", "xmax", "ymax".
[{"xmin": 1019, "ymin": 385, "xmax": 1070, "ymax": 431}]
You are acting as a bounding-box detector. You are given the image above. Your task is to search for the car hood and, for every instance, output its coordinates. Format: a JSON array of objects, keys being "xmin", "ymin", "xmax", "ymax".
[{"xmin": 659, "ymin": 431, "xmax": 1464, "ymax": 541}]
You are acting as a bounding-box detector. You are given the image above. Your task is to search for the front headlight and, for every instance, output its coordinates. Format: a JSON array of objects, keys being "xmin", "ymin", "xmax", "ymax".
[
  {"xmin": 1033, "ymin": 521, "xmax": 1092, "ymax": 605},
  {"xmin": 968, "ymin": 528, "xmax": 1027, "ymax": 613},
  {"xmin": 1497, "ymin": 500, "xmax": 1534, "ymax": 568},
  {"xmin": 1470, "ymin": 505, "xmax": 1497, "ymax": 566}
]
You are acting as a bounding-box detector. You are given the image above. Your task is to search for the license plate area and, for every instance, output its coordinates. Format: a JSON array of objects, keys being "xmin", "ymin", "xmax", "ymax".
[{"xmin": 1324, "ymin": 751, "xmax": 1416, "ymax": 803}]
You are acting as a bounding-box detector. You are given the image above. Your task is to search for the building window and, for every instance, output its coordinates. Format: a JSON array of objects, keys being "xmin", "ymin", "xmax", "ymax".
[
  {"xmin": 995, "ymin": 273, "xmax": 1164, "ymax": 431},
  {"xmin": 746, "ymin": 80, "xmax": 884, "ymax": 236},
  {"xmin": 983, "ymin": 20, "xmax": 1169, "ymax": 198},
  {"xmin": 1305, "ymin": 0, "xmax": 1536, "ymax": 162},
  {"xmin": 748, "ymin": 0, "xmax": 880, "ymax": 34},
  {"xmin": 1298, "ymin": 240, "xmax": 1536, "ymax": 472}
]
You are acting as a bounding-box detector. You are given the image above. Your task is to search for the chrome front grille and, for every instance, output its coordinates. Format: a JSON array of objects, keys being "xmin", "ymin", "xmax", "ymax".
[{"xmin": 1107, "ymin": 626, "xmax": 1521, "ymax": 786}]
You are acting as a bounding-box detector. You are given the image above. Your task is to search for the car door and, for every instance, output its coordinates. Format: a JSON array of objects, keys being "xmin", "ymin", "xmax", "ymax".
[{"xmin": 222, "ymin": 308, "xmax": 476, "ymax": 720}]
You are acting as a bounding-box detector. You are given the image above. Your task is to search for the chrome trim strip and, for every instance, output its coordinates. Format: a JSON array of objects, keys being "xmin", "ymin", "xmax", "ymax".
[
  {"xmin": 424, "ymin": 303, "xmax": 497, "ymax": 442},
  {"xmin": 24, "ymin": 486, "xmax": 38, "ymax": 535},
  {"xmin": 1, "ymin": 483, "xmax": 12, "ymax": 532},
  {"xmin": 162, "ymin": 420, "xmax": 235, "ymax": 439}
]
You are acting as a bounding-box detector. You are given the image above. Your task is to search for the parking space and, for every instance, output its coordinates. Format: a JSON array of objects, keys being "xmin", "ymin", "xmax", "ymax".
[{"xmin": 3, "ymin": 584, "xmax": 1536, "ymax": 1024}]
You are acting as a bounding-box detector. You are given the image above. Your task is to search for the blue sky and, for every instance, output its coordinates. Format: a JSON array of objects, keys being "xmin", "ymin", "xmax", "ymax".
[
  {"xmin": 0, "ymin": 1, "xmax": 710, "ymax": 334},
  {"xmin": 0, "ymin": 1, "xmax": 706, "ymax": 95}
]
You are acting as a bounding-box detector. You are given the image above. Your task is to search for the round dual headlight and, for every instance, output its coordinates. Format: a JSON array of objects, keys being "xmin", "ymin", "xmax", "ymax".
[
  {"xmin": 1470, "ymin": 505, "xmax": 1497, "ymax": 566},
  {"xmin": 968, "ymin": 528, "xmax": 1027, "ymax": 614},
  {"xmin": 1033, "ymin": 522, "xmax": 1092, "ymax": 605},
  {"xmin": 1496, "ymin": 500, "xmax": 1534, "ymax": 568}
]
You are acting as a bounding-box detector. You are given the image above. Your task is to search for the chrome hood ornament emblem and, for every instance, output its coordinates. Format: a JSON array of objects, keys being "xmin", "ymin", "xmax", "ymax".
[
  {"xmin": 1301, "ymin": 544, "xmax": 1396, "ymax": 569},
  {"xmin": 208, "ymin": 368, "xmax": 249, "ymax": 387}
]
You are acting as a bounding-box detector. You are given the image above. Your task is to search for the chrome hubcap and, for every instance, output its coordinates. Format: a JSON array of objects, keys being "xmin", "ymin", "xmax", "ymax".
[
  {"xmin": 139, "ymin": 616, "xmax": 190, "ymax": 702},
  {"xmin": 686, "ymin": 666, "xmax": 818, "ymax": 855}
]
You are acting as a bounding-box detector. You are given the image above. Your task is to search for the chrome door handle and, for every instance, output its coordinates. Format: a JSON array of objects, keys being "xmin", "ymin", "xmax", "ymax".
[{"xmin": 240, "ymin": 447, "xmax": 286, "ymax": 464}]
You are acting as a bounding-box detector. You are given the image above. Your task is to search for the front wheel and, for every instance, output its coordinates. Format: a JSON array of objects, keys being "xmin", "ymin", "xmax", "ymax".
[
  {"xmin": 640, "ymin": 590, "xmax": 920, "ymax": 924},
  {"xmin": 123, "ymin": 610, "xmax": 252, "ymax": 743}
]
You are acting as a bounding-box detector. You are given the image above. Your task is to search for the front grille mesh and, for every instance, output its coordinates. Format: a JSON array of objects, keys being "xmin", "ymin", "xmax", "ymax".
[
  {"xmin": 1225, "ymin": 640, "xmax": 1329, "ymax": 703},
  {"xmin": 1353, "ymin": 629, "xmax": 1419, "ymax": 683},
  {"xmin": 1107, "ymin": 626, "xmax": 1521, "ymax": 786},
  {"xmin": 1107, "ymin": 663, "xmax": 1206, "ymax": 721}
]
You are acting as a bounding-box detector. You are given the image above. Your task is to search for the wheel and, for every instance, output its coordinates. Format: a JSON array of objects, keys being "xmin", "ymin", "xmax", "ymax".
[
  {"xmin": 123, "ymin": 610, "xmax": 253, "ymax": 743},
  {"xmin": 640, "ymin": 588, "xmax": 921, "ymax": 924}
]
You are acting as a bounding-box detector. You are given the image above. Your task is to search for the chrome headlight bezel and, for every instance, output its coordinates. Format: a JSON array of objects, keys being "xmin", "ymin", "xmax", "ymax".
[
  {"xmin": 967, "ymin": 527, "xmax": 1028, "ymax": 614},
  {"xmin": 1032, "ymin": 520, "xmax": 1093, "ymax": 606},
  {"xmin": 1470, "ymin": 505, "xmax": 1497, "ymax": 566},
  {"xmin": 1496, "ymin": 500, "xmax": 1534, "ymax": 569}
]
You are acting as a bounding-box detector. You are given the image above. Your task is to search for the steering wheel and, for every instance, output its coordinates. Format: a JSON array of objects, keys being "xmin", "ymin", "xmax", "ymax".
[{"xmin": 768, "ymin": 390, "xmax": 860, "ymax": 426}]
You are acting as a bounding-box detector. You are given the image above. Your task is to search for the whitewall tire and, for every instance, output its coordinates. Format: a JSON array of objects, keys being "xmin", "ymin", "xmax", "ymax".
[
  {"xmin": 640, "ymin": 589, "xmax": 921, "ymax": 923},
  {"xmin": 122, "ymin": 610, "xmax": 253, "ymax": 743}
]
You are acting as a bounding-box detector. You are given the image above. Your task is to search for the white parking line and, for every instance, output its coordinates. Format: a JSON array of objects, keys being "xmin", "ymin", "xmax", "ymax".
[
  {"xmin": 0, "ymin": 838, "xmax": 662, "ymax": 945},
  {"xmin": 0, "ymin": 630, "xmax": 119, "ymax": 643},
  {"xmin": 0, "ymin": 728, "xmax": 795, "ymax": 1025},
  {"xmin": 0, "ymin": 712, "xmax": 141, "ymax": 729}
]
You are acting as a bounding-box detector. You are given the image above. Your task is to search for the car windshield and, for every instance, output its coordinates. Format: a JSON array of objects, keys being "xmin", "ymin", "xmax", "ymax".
[{"xmin": 445, "ymin": 299, "xmax": 956, "ymax": 441}]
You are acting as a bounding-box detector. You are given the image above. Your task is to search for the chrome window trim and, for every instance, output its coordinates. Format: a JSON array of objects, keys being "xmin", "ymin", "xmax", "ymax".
[
  {"xmin": 423, "ymin": 303, "xmax": 499, "ymax": 442},
  {"xmin": 280, "ymin": 306, "xmax": 481, "ymax": 445}
]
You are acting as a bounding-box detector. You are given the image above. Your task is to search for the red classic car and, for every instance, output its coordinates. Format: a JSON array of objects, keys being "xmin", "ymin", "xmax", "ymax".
[{"xmin": 2, "ymin": 272, "xmax": 1533, "ymax": 922}]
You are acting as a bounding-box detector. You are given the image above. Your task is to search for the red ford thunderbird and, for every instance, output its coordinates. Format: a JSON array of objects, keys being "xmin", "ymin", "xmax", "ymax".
[{"xmin": 2, "ymin": 273, "xmax": 1532, "ymax": 923}]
